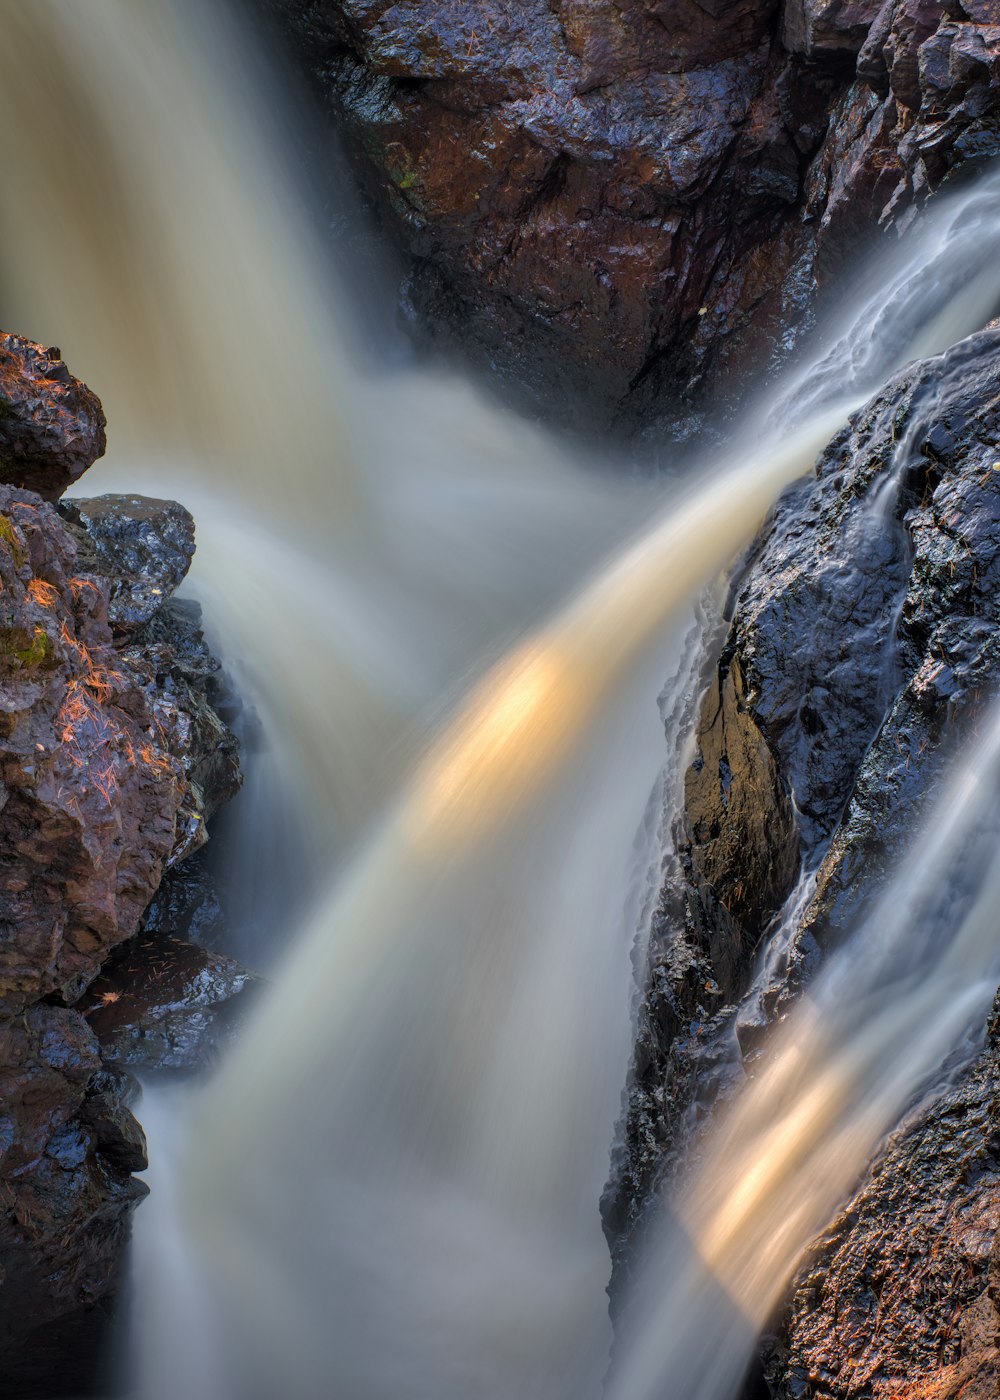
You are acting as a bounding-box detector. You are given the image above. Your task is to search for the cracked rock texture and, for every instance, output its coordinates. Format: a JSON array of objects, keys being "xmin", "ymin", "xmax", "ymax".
[
  {"xmin": 261, "ymin": 0, "xmax": 1000, "ymax": 428},
  {"xmin": 0, "ymin": 346, "xmax": 242, "ymax": 1396},
  {"xmin": 0, "ymin": 335, "xmax": 106, "ymax": 500},
  {"xmin": 765, "ymin": 1004, "xmax": 1000, "ymax": 1398},
  {"xmin": 606, "ymin": 326, "xmax": 1000, "ymax": 1395}
]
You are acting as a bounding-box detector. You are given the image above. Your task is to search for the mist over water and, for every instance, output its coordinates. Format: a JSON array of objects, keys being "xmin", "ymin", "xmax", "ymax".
[{"xmin": 2, "ymin": 5, "xmax": 1000, "ymax": 1400}]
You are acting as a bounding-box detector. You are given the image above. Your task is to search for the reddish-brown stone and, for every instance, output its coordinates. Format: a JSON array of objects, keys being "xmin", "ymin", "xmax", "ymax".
[
  {"xmin": 0, "ymin": 487, "xmax": 188, "ymax": 1010},
  {"xmin": 264, "ymin": 0, "xmax": 1000, "ymax": 426},
  {"xmin": 0, "ymin": 336, "xmax": 106, "ymax": 501}
]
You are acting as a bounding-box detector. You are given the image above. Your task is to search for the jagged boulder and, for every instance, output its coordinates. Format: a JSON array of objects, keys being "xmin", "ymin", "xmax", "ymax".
[
  {"xmin": 84, "ymin": 933, "xmax": 260, "ymax": 1072},
  {"xmin": 783, "ymin": 0, "xmax": 880, "ymax": 55},
  {"xmin": 0, "ymin": 336, "xmax": 106, "ymax": 500},
  {"xmin": 607, "ymin": 327, "xmax": 1000, "ymax": 1387},
  {"xmin": 0, "ymin": 339, "xmax": 243, "ymax": 1395},
  {"xmin": 259, "ymin": 0, "xmax": 839, "ymax": 423},
  {"xmin": 259, "ymin": 0, "xmax": 1000, "ymax": 427},
  {"xmin": 60, "ymin": 495, "xmax": 196, "ymax": 636},
  {"xmin": 0, "ymin": 486, "xmax": 186, "ymax": 1008}
]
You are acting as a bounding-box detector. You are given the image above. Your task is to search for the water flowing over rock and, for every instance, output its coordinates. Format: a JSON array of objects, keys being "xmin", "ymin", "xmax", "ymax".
[
  {"xmin": 767, "ymin": 1003, "xmax": 1000, "ymax": 1397},
  {"xmin": 607, "ymin": 324, "xmax": 1000, "ymax": 1390},
  {"xmin": 5, "ymin": 3, "xmax": 1000, "ymax": 1396}
]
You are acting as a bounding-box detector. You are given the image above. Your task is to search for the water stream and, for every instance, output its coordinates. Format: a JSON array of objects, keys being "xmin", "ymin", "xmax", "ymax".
[{"xmin": 2, "ymin": 5, "xmax": 1000, "ymax": 1400}]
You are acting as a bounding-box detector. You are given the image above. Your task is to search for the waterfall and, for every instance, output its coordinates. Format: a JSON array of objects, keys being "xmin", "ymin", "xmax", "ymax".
[
  {"xmin": 608, "ymin": 706, "xmax": 1000, "ymax": 1400},
  {"xmin": 2, "ymin": 5, "xmax": 1000, "ymax": 1400}
]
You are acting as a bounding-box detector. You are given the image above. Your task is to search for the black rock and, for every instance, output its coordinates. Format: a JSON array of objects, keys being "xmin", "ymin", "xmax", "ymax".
[
  {"xmin": 608, "ymin": 327, "xmax": 1000, "ymax": 1351},
  {"xmin": 84, "ymin": 934, "xmax": 261, "ymax": 1072},
  {"xmin": 59, "ymin": 494, "xmax": 196, "ymax": 635}
]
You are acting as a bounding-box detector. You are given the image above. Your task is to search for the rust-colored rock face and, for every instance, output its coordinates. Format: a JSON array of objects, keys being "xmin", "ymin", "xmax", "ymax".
[
  {"xmin": 0, "ymin": 336, "xmax": 106, "ymax": 500},
  {"xmin": 684, "ymin": 658, "xmax": 799, "ymax": 997},
  {"xmin": 0, "ymin": 487, "xmax": 185, "ymax": 1009},
  {"xmin": 265, "ymin": 0, "xmax": 1000, "ymax": 426},
  {"xmin": 0, "ymin": 339, "xmax": 242, "ymax": 1393},
  {"xmin": 772, "ymin": 1020, "xmax": 1000, "ymax": 1398},
  {"xmin": 266, "ymin": 0, "xmax": 835, "ymax": 421}
]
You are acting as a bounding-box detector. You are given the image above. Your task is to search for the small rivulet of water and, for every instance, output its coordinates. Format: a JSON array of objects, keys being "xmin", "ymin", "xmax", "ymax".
[{"xmin": 2, "ymin": 5, "xmax": 1000, "ymax": 1400}]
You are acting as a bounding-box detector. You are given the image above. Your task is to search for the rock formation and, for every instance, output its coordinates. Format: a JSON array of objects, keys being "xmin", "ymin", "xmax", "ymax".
[
  {"xmin": 260, "ymin": 0, "xmax": 1000, "ymax": 429},
  {"xmin": 256, "ymin": 5, "xmax": 1000, "ymax": 1387},
  {"xmin": 0, "ymin": 337, "xmax": 246, "ymax": 1396},
  {"xmin": 605, "ymin": 327, "xmax": 1000, "ymax": 1392},
  {"xmin": 766, "ymin": 1013, "xmax": 1000, "ymax": 1397},
  {"xmin": 0, "ymin": 336, "xmax": 106, "ymax": 500}
]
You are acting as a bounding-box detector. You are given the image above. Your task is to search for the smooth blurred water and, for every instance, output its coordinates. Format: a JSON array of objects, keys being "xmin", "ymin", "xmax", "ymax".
[{"xmin": 1, "ymin": 5, "xmax": 1000, "ymax": 1400}]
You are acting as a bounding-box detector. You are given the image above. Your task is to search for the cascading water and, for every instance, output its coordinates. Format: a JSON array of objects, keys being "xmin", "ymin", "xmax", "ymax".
[
  {"xmin": 3, "ymin": 5, "xmax": 1000, "ymax": 1400},
  {"xmin": 608, "ymin": 707, "xmax": 1000, "ymax": 1400}
]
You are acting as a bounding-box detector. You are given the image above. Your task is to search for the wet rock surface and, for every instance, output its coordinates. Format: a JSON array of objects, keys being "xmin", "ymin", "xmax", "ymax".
[
  {"xmin": 0, "ymin": 485, "xmax": 185, "ymax": 1008},
  {"xmin": 60, "ymin": 495, "xmax": 196, "ymax": 636},
  {"xmin": 84, "ymin": 933, "xmax": 260, "ymax": 1072},
  {"xmin": 607, "ymin": 326, "xmax": 1000, "ymax": 1386},
  {"xmin": 259, "ymin": 0, "xmax": 839, "ymax": 424},
  {"xmin": 766, "ymin": 1009, "xmax": 1000, "ymax": 1398},
  {"xmin": 0, "ymin": 1008, "xmax": 147, "ymax": 1399},
  {"xmin": 0, "ymin": 336, "xmax": 106, "ymax": 501},
  {"xmin": 261, "ymin": 0, "xmax": 1000, "ymax": 428},
  {"xmin": 117, "ymin": 596, "xmax": 244, "ymax": 855},
  {"xmin": 0, "ymin": 342, "xmax": 243, "ymax": 1394}
]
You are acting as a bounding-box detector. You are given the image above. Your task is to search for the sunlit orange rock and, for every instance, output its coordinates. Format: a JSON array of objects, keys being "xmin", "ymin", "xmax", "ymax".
[{"xmin": 0, "ymin": 335, "xmax": 106, "ymax": 500}]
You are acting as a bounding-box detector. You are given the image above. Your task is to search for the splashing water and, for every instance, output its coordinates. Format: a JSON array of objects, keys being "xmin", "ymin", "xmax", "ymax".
[{"xmin": 2, "ymin": 5, "xmax": 1000, "ymax": 1400}]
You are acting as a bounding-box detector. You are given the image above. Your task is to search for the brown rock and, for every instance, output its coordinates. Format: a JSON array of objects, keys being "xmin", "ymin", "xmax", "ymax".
[
  {"xmin": 0, "ymin": 336, "xmax": 106, "ymax": 501},
  {"xmin": 262, "ymin": 0, "xmax": 1000, "ymax": 428},
  {"xmin": 775, "ymin": 1032, "xmax": 1000, "ymax": 1399},
  {"xmin": 263, "ymin": 0, "xmax": 837, "ymax": 423},
  {"xmin": 0, "ymin": 477, "xmax": 242, "ymax": 1391},
  {"xmin": 0, "ymin": 487, "xmax": 188, "ymax": 1009},
  {"xmin": 684, "ymin": 658, "xmax": 800, "ymax": 997}
]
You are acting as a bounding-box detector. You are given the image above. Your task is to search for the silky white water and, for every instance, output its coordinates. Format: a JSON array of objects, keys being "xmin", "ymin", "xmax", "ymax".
[
  {"xmin": 1, "ymin": 5, "xmax": 1000, "ymax": 1400},
  {"xmin": 609, "ymin": 706, "xmax": 1000, "ymax": 1400}
]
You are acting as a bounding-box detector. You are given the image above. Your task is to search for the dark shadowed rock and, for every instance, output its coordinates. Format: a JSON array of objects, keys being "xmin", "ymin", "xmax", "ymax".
[
  {"xmin": 140, "ymin": 845, "xmax": 230, "ymax": 949},
  {"xmin": 782, "ymin": 0, "xmax": 882, "ymax": 56},
  {"xmin": 85, "ymin": 934, "xmax": 261, "ymax": 1071},
  {"xmin": 768, "ymin": 0, "xmax": 1000, "ymax": 362},
  {"xmin": 0, "ymin": 336, "xmax": 106, "ymax": 500},
  {"xmin": 607, "ymin": 328, "xmax": 1000, "ymax": 1379},
  {"xmin": 79, "ymin": 1068, "xmax": 148, "ymax": 1175},
  {"xmin": 60, "ymin": 495, "xmax": 196, "ymax": 635},
  {"xmin": 0, "ymin": 1007, "xmax": 147, "ymax": 1395}
]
